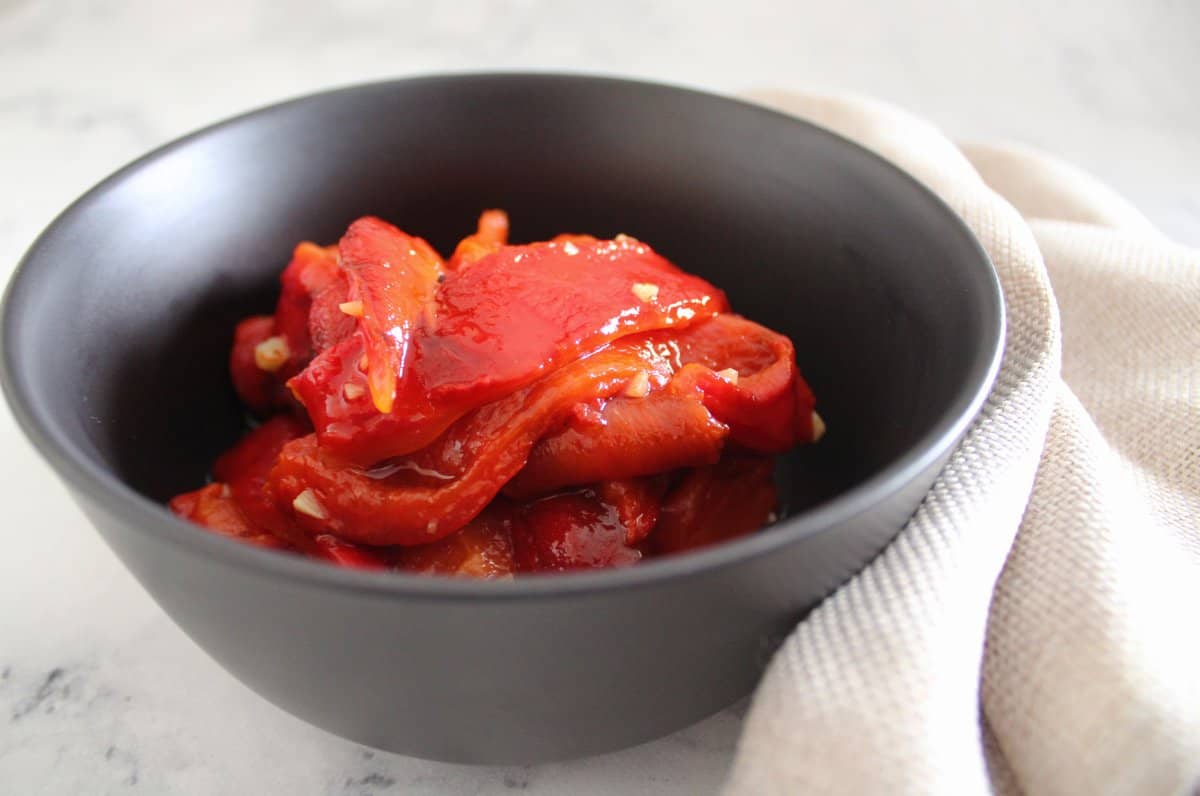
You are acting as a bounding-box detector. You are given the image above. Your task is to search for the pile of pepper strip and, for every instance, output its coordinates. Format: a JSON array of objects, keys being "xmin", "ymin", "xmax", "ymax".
[{"xmin": 170, "ymin": 212, "xmax": 823, "ymax": 576}]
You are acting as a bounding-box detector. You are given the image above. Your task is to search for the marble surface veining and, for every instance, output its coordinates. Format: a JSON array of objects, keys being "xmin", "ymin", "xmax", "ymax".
[{"xmin": 1, "ymin": 1, "xmax": 1196, "ymax": 793}]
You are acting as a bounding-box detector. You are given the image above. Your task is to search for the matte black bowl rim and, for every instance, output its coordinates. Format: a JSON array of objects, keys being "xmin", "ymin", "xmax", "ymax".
[{"xmin": 0, "ymin": 73, "xmax": 1005, "ymax": 601}]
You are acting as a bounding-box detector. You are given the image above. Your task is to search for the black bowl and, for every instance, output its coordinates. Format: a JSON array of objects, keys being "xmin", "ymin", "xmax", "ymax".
[{"xmin": 0, "ymin": 74, "xmax": 1002, "ymax": 763}]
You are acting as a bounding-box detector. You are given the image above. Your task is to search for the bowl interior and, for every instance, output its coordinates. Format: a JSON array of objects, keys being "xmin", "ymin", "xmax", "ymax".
[{"xmin": 3, "ymin": 75, "xmax": 999, "ymax": 545}]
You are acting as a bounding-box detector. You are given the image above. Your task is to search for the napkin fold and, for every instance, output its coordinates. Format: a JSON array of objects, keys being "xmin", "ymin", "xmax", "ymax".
[{"xmin": 725, "ymin": 92, "xmax": 1200, "ymax": 795}]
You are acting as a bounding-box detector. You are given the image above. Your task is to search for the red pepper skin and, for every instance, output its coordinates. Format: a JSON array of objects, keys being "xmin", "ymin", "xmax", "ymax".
[
  {"xmin": 229, "ymin": 244, "xmax": 344, "ymax": 414},
  {"xmin": 394, "ymin": 504, "xmax": 518, "ymax": 578},
  {"xmin": 309, "ymin": 535, "xmax": 391, "ymax": 570},
  {"xmin": 229, "ymin": 315, "xmax": 281, "ymax": 413},
  {"xmin": 269, "ymin": 340, "xmax": 675, "ymax": 546},
  {"xmin": 447, "ymin": 209, "xmax": 509, "ymax": 271},
  {"xmin": 512, "ymin": 490, "xmax": 641, "ymax": 572},
  {"xmin": 503, "ymin": 313, "xmax": 817, "ymax": 496},
  {"xmin": 667, "ymin": 314, "xmax": 817, "ymax": 452},
  {"xmin": 212, "ymin": 414, "xmax": 311, "ymax": 536},
  {"xmin": 651, "ymin": 457, "xmax": 779, "ymax": 555},
  {"xmin": 170, "ymin": 482, "xmax": 390, "ymax": 568},
  {"xmin": 290, "ymin": 234, "xmax": 728, "ymax": 466},
  {"xmin": 175, "ymin": 417, "xmax": 390, "ymax": 567},
  {"xmin": 274, "ymin": 242, "xmax": 343, "ymax": 368},
  {"xmin": 421, "ymin": 235, "xmax": 726, "ymax": 398},
  {"xmin": 336, "ymin": 216, "xmax": 445, "ymax": 416},
  {"xmin": 306, "ymin": 266, "xmax": 354, "ymax": 355},
  {"xmin": 505, "ymin": 393, "xmax": 727, "ymax": 498},
  {"xmin": 595, "ymin": 478, "xmax": 668, "ymax": 546},
  {"xmin": 169, "ymin": 484, "xmax": 292, "ymax": 551},
  {"xmin": 392, "ymin": 475, "xmax": 664, "ymax": 576},
  {"xmin": 175, "ymin": 214, "xmax": 822, "ymax": 575}
]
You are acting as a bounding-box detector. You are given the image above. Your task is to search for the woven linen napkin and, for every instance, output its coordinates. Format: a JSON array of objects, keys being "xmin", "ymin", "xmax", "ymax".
[{"xmin": 724, "ymin": 92, "xmax": 1200, "ymax": 795}]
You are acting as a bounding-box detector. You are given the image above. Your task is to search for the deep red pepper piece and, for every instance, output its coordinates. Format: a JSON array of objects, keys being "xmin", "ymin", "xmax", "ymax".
[
  {"xmin": 289, "ymin": 233, "xmax": 728, "ymax": 465},
  {"xmin": 173, "ymin": 213, "xmax": 823, "ymax": 576},
  {"xmin": 512, "ymin": 490, "xmax": 641, "ymax": 572},
  {"xmin": 211, "ymin": 414, "xmax": 311, "ymax": 536},
  {"xmin": 505, "ymin": 393, "xmax": 727, "ymax": 498},
  {"xmin": 229, "ymin": 315, "xmax": 282, "ymax": 413},
  {"xmin": 595, "ymin": 478, "xmax": 668, "ymax": 545},
  {"xmin": 337, "ymin": 216, "xmax": 445, "ymax": 415},
  {"xmin": 651, "ymin": 457, "xmax": 779, "ymax": 555},
  {"xmin": 446, "ymin": 209, "xmax": 509, "ymax": 271},
  {"xmin": 169, "ymin": 483, "xmax": 291, "ymax": 550},
  {"xmin": 394, "ymin": 504, "xmax": 517, "ymax": 578},
  {"xmin": 667, "ymin": 314, "xmax": 817, "ymax": 452},
  {"xmin": 229, "ymin": 243, "xmax": 343, "ymax": 413},
  {"xmin": 270, "ymin": 340, "xmax": 675, "ymax": 546}
]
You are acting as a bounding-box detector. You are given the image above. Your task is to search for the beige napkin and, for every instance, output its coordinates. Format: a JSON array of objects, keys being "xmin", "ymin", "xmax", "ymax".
[{"xmin": 725, "ymin": 93, "xmax": 1200, "ymax": 795}]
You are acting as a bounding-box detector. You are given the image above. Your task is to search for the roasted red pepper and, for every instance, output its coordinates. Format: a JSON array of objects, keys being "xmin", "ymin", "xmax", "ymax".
[
  {"xmin": 171, "ymin": 212, "xmax": 822, "ymax": 576},
  {"xmin": 512, "ymin": 489, "xmax": 642, "ymax": 572},
  {"xmin": 169, "ymin": 483, "xmax": 290, "ymax": 551},
  {"xmin": 229, "ymin": 243, "xmax": 344, "ymax": 413},
  {"xmin": 395, "ymin": 504, "xmax": 518, "ymax": 577},
  {"xmin": 211, "ymin": 414, "xmax": 311, "ymax": 536},
  {"xmin": 289, "ymin": 223, "xmax": 728, "ymax": 466},
  {"xmin": 504, "ymin": 392, "xmax": 727, "ymax": 498},
  {"xmin": 652, "ymin": 457, "xmax": 780, "ymax": 555},
  {"xmin": 269, "ymin": 339, "xmax": 676, "ymax": 546}
]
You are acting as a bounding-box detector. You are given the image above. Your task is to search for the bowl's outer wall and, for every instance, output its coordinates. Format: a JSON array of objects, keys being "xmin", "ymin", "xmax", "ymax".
[
  {"xmin": 73, "ymin": 454, "xmax": 941, "ymax": 763},
  {"xmin": 3, "ymin": 75, "xmax": 1000, "ymax": 762}
]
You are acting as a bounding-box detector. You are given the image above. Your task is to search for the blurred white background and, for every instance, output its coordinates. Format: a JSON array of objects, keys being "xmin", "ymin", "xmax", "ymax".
[
  {"xmin": 0, "ymin": 1, "xmax": 1195, "ymax": 793},
  {"xmin": 3, "ymin": 0, "xmax": 1198, "ymax": 259}
]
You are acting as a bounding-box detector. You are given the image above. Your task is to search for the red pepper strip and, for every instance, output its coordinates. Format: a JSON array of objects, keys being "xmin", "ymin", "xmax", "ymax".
[
  {"xmin": 651, "ymin": 457, "xmax": 779, "ymax": 555},
  {"xmin": 423, "ymin": 235, "xmax": 726, "ymax": 398},
  {"xmin": 595, "ymin": 478, "xmax": 668, "ymax": 545},
  {"xmin": 504, "ymin": 393, "xmax": 727, "ymax": 498},
  {"xmin": 177, "ymin": 417, "xmax": 391, "ymax": 567},
  {"xmin": 503, "ymin": 314, "xmax": 814, "ymax": 496},
  {"xmin": 447, "ymin": 209, "xmax": 509, "ymax": 271},
  {"xmin": 169, "ymin": 484, "xmax": 292, "ymax": 551},
  {"xmin": 669, "ymin": 314, "xmax": 818, "ymax": 452},
  {"xmin": 394, "ymin": 504, "xmax": 517, "ymax": 578},
  {"xmin": 310, "ymin": 535, "xmax": 391, "ymax": 570},
  {"xmin": 230, "ymin": 315, "xmax": 282, "ymax": 413},
  {"xmin": 512, "ymin": 490, "xmax": 641, "ymax": 572},
  {"xmin": 290, "ymin": 235, "xmax": 727, "ymax": 465},
  {"xmin": 229, "ymin": 244, "xmax": 344, "ymax": 413},
  {"xmin": 337, "ymin": 216, "xmax": 445, "ymax": 415},
  {"xmin": 306, "ymin": 265, "xmax": 353, "ymax": 354},
  {"xmin": 395, "ymin": 480, "xmax": 659, "ymax": 575},
  {"xmin": 270, "ymin": 341, "xmax": 674, "ymax": 546},
  {"xmin": 274, "ymin": 242, "xmax": 342, "ymax": 367},
  {"xmin": 212, "ymin": 415, "xmax": 312, "ymax": 536},
  {"xmin": 167, "ymin": 483, "xmax": 411, "ymax": 569}
]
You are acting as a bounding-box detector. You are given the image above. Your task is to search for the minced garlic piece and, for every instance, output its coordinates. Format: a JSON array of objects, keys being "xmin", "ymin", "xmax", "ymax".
[
  {"xmin": 811, "ymin": 411, "xmax": 826, "ymax": 442},
  {"xmin": 716, "ymin": 368, "xmax": 739, "ymax": 385},
  {"xmin": 343, "ymin": 382, "xmax": 365, "ymax": 400},
  {"xmin": 339, "ymin": 300, "xmax": 364, "ymax": 317},
  {"xmin": 631, "ymin": 282, "xmax": 659, "ymax": 303},
  {"xmin": 292, "ymin": 489, "xmax": 328, "ymax": 520},
  {"xmin": 624, "ymin": 371, "xmax": 651, "ymax": 398},
  {"xmin": 253, "ymin": 336, "xmax": 290, "ymax": 372}
]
